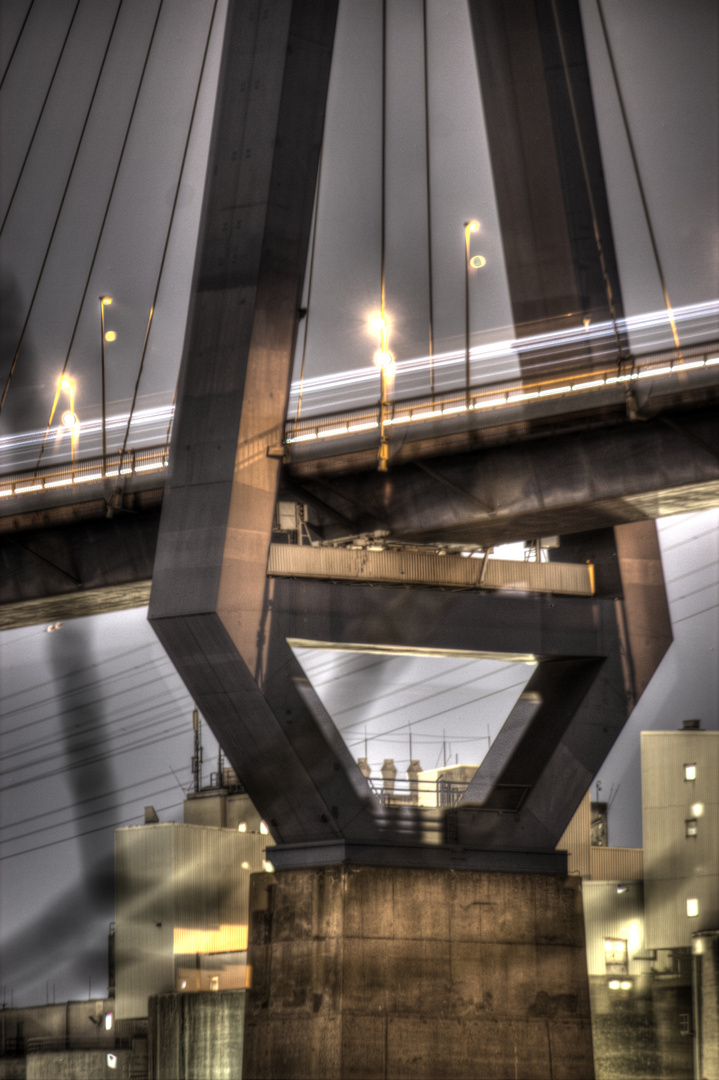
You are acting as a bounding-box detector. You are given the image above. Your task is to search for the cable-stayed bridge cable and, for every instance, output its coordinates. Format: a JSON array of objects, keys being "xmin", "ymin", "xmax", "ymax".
[
  {"xmin": 0, "ymin": 0, "xmax": 35, "ymax": 93},
  {"xmin": 0, "ymin": 0, "xmax": 124, "ymax": 419},
  {"xmin": 33, "ymin": 0, "xmax": 166, "ymax": 472},
  {"xmin": 119, "ymin": 0, "xmax": 221, "ymax": 463},
  {"xmin": 0, "ymin": 0, "xmax": 81, "ymax": 238}
]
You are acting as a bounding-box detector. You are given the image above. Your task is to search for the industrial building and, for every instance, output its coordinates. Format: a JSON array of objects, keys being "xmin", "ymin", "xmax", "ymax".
[{"xmin": 1, "ymin": 724, "xmax": 716, "ymax": 1079}]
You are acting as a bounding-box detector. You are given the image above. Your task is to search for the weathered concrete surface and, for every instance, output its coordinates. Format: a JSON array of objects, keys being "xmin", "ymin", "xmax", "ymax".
[
  {"xmin": 0, "ymin": 1059, "xmax": 26, "ymax": 1080},
  {"xmin": 244, "ymin": 866, "xmax": 594, "ymax": 1079},
  {"xmin": 694, "ymin": 931, "xmax": 719, "ymax": 1080},
  {"xmin": 148, "ymin": 991, "xmax": 245, "ymax": 1080},
  {"xmin": 26, "ymin": 1049, "xmax": 132, "ymax": 1079}
]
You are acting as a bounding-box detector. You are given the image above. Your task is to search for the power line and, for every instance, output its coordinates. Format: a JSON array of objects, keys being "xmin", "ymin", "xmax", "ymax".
[
  {"xmin": 0, "ymin": 688, "xmax": 187, "ymax": 765},
  {"xmin": 0, "ymin": 650, "xmax": 173, "ymax": 730},
  {"xmin": 342, "ymin": 678, "xmax": 530, "ymax": 748},
  {"xmin": 0, "ymin": 669, "xmax": 181, "ymax": 748},
  {"xmin": 0, "ymin": 725, "xmax": 187, "ymax": 795},
  {"xmin": 331, "ymin": 659, "xmax": 526, "ymax": 727},
  {"xmin": 0, "ymin": 799, "xmax": 185, "ymax": 863},
  {"xmin": 0, "ymin": 662, "xmax": 180, "ymax": 740},
  {"xmin": 0, "ymin": 780, "xmax": 181, "ymax": 846},
  {"xmin": 0, "ymin": 770, "xmax": 178, "ymax": 833},
  {"xmin": 673, "ymin": 601, "xmax": 719, "ymax": 625},
  {"xmin": 0, "ymin": 641, "xmax": 164, "ymax": 707},
  {"xmin": 0, "ymin": 0, "xmax": 81, "ymax": 237},
  {"xmin": 0, "ymin": 699, "xmax": 187, "ymax": 774},
  {"xmin": 668, "ymin": 580, "xmax": 719, "ymax": 605},
  {"xmin": 665, "ymin": 559, "xmax": 719, "ymax": 587},
  {"xmin": 0, "ymin": 0, "xmax": 125, "ymax": 418},
  {"xmin": 662, "ymin": 525, "xmax": 719, "ymax": 552}
]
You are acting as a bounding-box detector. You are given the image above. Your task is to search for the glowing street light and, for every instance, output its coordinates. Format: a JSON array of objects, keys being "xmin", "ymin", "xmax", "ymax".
[
  {"xmin": 463, "ymin": 220, "xmax": 485, "ymax": 407},
  {"xmin": 369, "ymin": 310, "xmax": 394, "ymax": 471},
  {"xmin": 100, "ymin": 296, "xmax": 113, "ymax": 462},
  {"xmin": 48, "ymin": 374, "xmax": 79, "ymax": 463}
]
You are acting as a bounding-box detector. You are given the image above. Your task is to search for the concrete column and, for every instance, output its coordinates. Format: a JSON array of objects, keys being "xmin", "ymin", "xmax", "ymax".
[
  {"xmin": 244, "ymin": 866, "xmax": 594, "ymax": 1079},
  {"xmin": 693, "ymin": 931, "xmax": 719, "ymax": 1080}
]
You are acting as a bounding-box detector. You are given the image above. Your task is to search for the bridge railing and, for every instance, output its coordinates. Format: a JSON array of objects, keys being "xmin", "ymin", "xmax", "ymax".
[
  {"xmin": 284, "ymin": 339, "xmax": 719, "ymax": 450},
  {"xmin": 0, "ymin": 445, "xmax": 169, "ymax": 501}
]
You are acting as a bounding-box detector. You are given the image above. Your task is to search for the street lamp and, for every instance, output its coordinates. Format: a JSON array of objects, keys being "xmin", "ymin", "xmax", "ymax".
[
  {"xmin": 100, "ymin": 297, "xmax": 113, "ymax": 463},
  {"xmin": 48, "ymin": 374, "xmax": 78, "ymax": 463},
  {"xmin": 464, "ymin": 221, "xmax": 480, "ymax": 407},
  {"xmin": 370, "ymin": 312, "xmax": 394, "ymax": 472}
]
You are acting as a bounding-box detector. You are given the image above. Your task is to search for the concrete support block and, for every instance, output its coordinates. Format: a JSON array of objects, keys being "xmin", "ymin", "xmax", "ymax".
[
  {"xmin": 148, "ymin": 991, "xmax": 245, "ymax": 1080},
  {"xmin": 244, "ymin": 866, "xmax": 595, "ymax": 1079}
]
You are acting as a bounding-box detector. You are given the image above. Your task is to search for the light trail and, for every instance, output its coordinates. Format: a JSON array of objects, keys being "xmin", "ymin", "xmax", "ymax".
[
  {"xmin": 287, "ymin": 298, "xmax": 719, "ymax": 417},
  {"xmin": 0, "ymin": 300, "xmax": 717, "ymax": 481},
  {"xmin": 0, "ymin": 404, "xmax": 174, "ymax": 473}
]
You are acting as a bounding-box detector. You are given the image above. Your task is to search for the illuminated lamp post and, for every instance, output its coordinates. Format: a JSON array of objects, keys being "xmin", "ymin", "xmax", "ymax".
[
  {"xmin": 463, "ymin": 220, "xmax": 486, "ymax": 408},
  {"xmin": 100, "ymin": 296, "xmax": 114, "ymax": 465},
  {"xmin": 370, "ymin": 312, "xmax": 394, "ymax": 472}
]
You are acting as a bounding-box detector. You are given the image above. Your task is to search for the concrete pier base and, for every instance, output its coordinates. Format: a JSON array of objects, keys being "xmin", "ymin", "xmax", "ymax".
[{"xmin": 243, "ymin": 866, "xmax": 595, "ymax": 1079}]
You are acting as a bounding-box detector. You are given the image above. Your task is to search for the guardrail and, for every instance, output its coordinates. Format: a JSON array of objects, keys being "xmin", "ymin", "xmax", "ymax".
[
  {"xmin": 23, "ymin": 1036, "xmax": 132, "ymax": 1054},
  {"xmin": 369, "ymin": 777, "xmax": 472, "ymax": 808},
  {"xmin": 268, "ymin": 544, "xmax": 594, "ymax": 595},
  {"xmin": 0, "ymin": 445, "xmax": 169, "ymax": 501},
  {"xmin": 1, "ymin": 339, "xmax": 716, "ymax": 502},
  {"xmin": 284, "ymin": 340, "xmax": 719, "ymax": 448}
]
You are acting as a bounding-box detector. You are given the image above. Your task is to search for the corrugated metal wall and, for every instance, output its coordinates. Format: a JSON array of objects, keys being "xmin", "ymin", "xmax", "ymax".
[
  {"xmin": 590, "ymin": 846, "xmax": 643, "ymax": 882},
  {"xmin": 268, "ymin": 545, "xmax": 594, "ymax": 595},
  {"xmin": 556, "ymin": 790, "xmax": 591, "ymax": 877},
  {"xmin": 115, "ymin": 824, "xmax": 272, "ymax": 1020},
  {"xmin": 115, "ymin": 825, "xmax": 175, "ymax": 1021},
  {"xmin": 583, "ymin": 881, "xmax": 648, "ymax": 976},
  {"xmin": 642, "ymin": 732, "xmax": 719, "ymax": 950}
]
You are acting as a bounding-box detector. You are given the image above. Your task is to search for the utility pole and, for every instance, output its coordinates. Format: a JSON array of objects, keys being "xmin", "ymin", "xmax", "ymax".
[{"xmin": 192, "ymin": 708, "xmax": 202, "ymax": 793}]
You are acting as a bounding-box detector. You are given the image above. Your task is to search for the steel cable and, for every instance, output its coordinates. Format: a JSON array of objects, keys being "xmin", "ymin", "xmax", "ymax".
[
  {"xmin": 0, "ymin": 0, "xmax": 81, "ymax": 238},
  {"xmin": 0, "ymin": 0, "xmax": 125, "ymax": 419},
  {"xmin": 118, "ymin": 0, "xmax": 220, "ymax": 465},
  {"xmin": 33, "ymin": 0, "xmax": 166, "ymax": 472}
]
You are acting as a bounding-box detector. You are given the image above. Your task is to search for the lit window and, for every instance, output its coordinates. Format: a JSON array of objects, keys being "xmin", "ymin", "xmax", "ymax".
[
  {"xmin": 608, "ymin": 980, "xmax": 621, "ymax": 990},
  {"xmin": 604, "ymin": 938, "xmax": 628, "ymax": 974},
  {"xmin": 210, "ymin": 976, "xmax": 219, "ymax": 991},
  {"xmin": 104, "ymin": 1012, "xmax": 113, "ymax": 1030},
  {"xmin": 684, "ymin": 764, "xmax": 696, "ymax": 781},
  {"xmin": 260, "ymin": 821, "xmax": 269, "ymax": 835},
  {"xmin": 180, "ymin": 980, "xmax": 187, "ymax": 990},
  {"xmin": 107, "ymin": 1054, "xmax": 118, "ymax": 1069},
  {"xmin": 241, "ymin": 861, "xmax": 250, "ymax": 870},
  {"xmin": 686, "ymin": 819, "xmax": 698, "ymax": 837},
  {"xmin": 687, "ymin": 898, "xmax": 699, "ymax": 917},
  {"xmin": 620, "ymin": 980, "xmax": 632, "ymax": 990},
  {"xmin": 238, "ymin": 823, "xmax": 247, "ymax": 832}
]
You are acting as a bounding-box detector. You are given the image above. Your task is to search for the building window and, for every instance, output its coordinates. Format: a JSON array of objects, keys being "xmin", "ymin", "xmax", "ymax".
[
  {"xmin": 604, "ymin": 938, "xmax": 628, "ymax": 974},
  {"xmin": 686, "ymin": 819, "xmax": 698, "ymax": 837},
  {"xmin": 106, "ymin": 1054, "xmax": 118, "ymax": 1070},
  {"xmin": 210, "ymin": 975, "xmax": 219, "ymax": 991},
  {"xmin": 679, "ymin": 1014, "xmax": 692, "ymax": 1036},
  {"xmin": 687, "ymin": 898, "xmax": 699, "ymax": 918},
  {"xmin": 684, "ymin": 763, "xmax": 696, "ymax": 781}
]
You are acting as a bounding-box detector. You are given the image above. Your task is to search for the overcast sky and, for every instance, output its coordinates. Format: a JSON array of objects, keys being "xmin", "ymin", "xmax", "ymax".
[{"xmin": 1, "ymin": 0, "xmax": 717, "ymax": 1007}]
